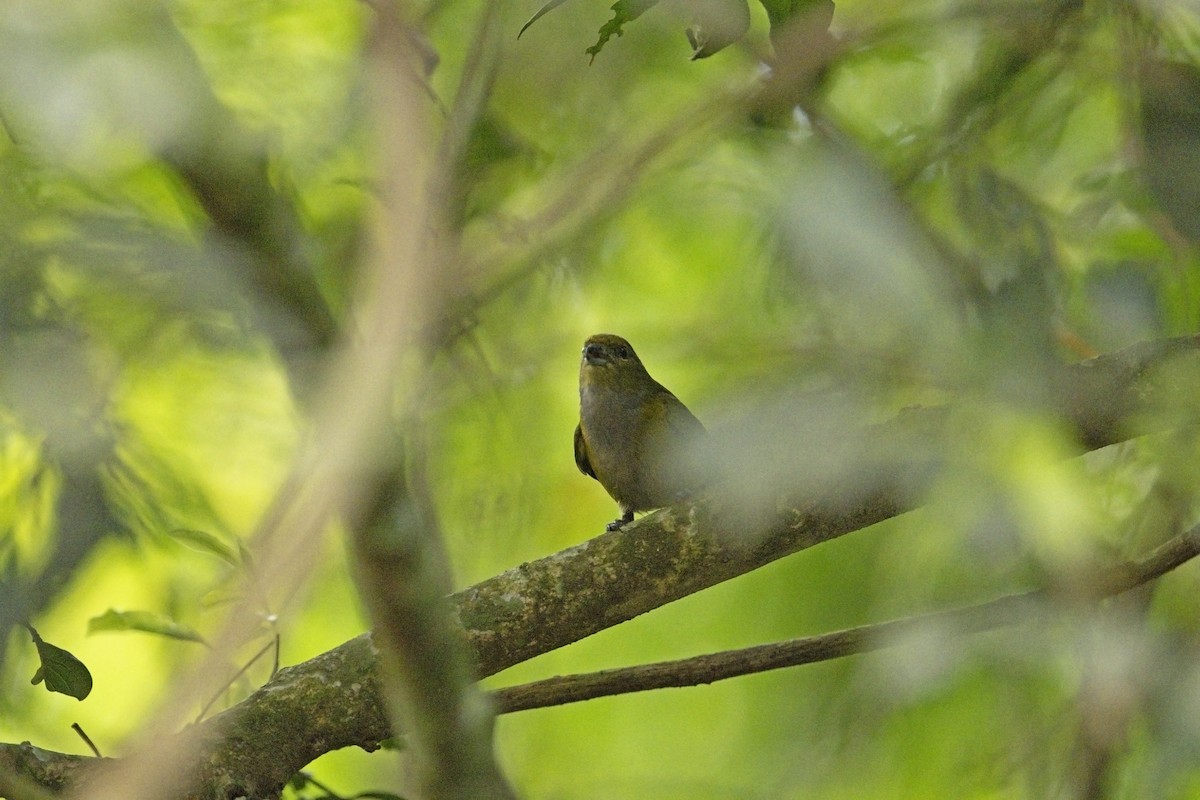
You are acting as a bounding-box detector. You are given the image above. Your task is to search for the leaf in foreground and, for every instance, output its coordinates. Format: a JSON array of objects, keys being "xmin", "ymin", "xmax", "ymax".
[
  {"xmin": 88, "ymin": 608, "xmax": 208, "ymax": 645},
  {"xmin": 27, "ymin": 625, "xmax": 93, "ymax": 701}
]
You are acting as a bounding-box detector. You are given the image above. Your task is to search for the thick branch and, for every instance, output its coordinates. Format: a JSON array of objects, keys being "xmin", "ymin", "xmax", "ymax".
[
  {"xmin": 6, "ymin": 335, "xmax": 1199, "ymax": 798},
  {"xmin": 456, "ymin": 334, "xmax": 1200, "ymax": 676},
  {"xmin": 491, "ymin": 523, "xmax": 1200, "ymax": 713}
]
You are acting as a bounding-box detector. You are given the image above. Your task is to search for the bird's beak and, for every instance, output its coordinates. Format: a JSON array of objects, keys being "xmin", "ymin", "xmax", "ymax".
[{"xmin": 583, "ymin": 343, "xmax": 608, "ymax": 366}]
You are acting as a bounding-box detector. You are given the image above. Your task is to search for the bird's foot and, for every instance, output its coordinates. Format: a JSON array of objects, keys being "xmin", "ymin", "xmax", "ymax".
[{"xmin": 605, "ymin": 511, "xmax": 635, "ymax": 532}]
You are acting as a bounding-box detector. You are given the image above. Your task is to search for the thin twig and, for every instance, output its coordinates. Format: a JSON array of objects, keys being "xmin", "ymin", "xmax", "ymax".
[
  {"xmin": 492, "ymin": 524, "xmax": 1200, "ymax": 714},
  {"xmin": 194, "ymin": 636, "xmax": 282, "ymax": 723},
  {"xmin": 70, "ymin": 724, "xmax": 101, "ymax": 758}
]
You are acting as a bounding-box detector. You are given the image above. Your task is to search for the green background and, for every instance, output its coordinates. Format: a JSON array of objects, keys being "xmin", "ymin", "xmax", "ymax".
[{"xmin": 3, "ymin": 0, "xmax": 1200, "ymax": 797}]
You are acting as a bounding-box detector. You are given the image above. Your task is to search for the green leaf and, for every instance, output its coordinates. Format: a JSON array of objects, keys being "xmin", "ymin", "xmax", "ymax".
[
  {"xmin": 27, "ymin": 626, "xmax": 93, "ymax": 701},
  {"xmin": 170, "ymin": 527, "xmax": 239, "ymax": 565},
  {"xmin": 87, "ymin": 609, "xmax": 208, "ymax": 644},
  {"xmin": 686, "ymin": 0, "xmax": 751, "ymax": 59},
  {"xmin": 587, "ymin": 0, "xmax": 660, "ymax": 61},
  {"xmin": 518, "ymin": 0, "xmax": 576, "ymax": 39}
]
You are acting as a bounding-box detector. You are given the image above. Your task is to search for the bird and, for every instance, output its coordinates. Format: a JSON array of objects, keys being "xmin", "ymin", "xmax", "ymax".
[{"xmin": 574, "ymin": 333, "xmax": 706, "ymax": 531}]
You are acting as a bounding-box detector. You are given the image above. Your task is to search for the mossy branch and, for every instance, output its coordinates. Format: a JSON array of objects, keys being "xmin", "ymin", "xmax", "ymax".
[{"xmin": 4, "ymin": 334, "xmax": 1199, "ymax": 799}]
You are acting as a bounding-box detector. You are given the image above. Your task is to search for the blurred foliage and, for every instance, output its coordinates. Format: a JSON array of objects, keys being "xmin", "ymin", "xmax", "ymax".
[{"xmin": 0, "ymin": 0, "xmax": 1199, "ymax": 798}]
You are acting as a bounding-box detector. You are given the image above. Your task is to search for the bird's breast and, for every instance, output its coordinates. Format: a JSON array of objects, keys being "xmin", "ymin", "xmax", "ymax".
[{"xmin": 579, "ymin": 385, "xmax": 668, "ymax": 511}]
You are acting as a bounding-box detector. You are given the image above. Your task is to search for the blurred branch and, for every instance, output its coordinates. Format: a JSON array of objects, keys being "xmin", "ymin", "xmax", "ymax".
[
  {"xmin": 433, "ymin": 0, "xmax": 505, "ymax": 230},
  {"xmin": 7, "ymin": 332, "xmax": 1200, "ymax": 797},
  {"xmin": 0, "ymin": 325, "xmax": 124, "ymax": 660},
  {"xmin": 450, "ymin": 79, "xmax": 750, "ymax": 338},
  {"xmin": 352, "ymin": 461, "xmax": 515, "ymax": 800},
  {"xmin": 0, "ymin": 2, "xmax": 343, "ymax": 360},
  {"xmin": 1063, "ymin": 473, "xmax": 1191, "ymax": 799},
  {"xmin": 447, "ymin": 15, "xmax": 846, "ymax": 345},
  {"xmin": 0, "ymin": 744, "xmax": 97, "ymax": 800},
  {"xmin": 893, "ymin": 0, "xmax": 1089, "ymax": 190},
  {"xmin": 1, "ymin": 455, "xmax": 122, "ymax": 640},
  {"xmin": 345, "ymin": 5, "xmax": 514, "ymax": 799},
  {"xmin": 427, "ymin": 6, "xmax": 850, "ymax": 353},
  {"xmin": 491, "ymin": 521, "xmax": 1200, "ymax": 713},
  {"xmin": 140, "ymin": 5, "xmax": 338, "ymax": 360}
]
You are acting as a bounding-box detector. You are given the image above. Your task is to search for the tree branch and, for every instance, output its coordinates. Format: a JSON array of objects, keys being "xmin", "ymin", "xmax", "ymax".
[
  {"xmin": 344, "ymin": 4, "xmax": 516, "ymax": 798},
  {"xmin": 491, "ymin": 522, "xmax": 1200, "ymax": 713},
  {"xmin": 456, "ymin": 333, "xmax": 1200, "ymax": 676},
  {"xmin": 5, "ymin": 334, "xmax": 1199, "ymax": 798}
]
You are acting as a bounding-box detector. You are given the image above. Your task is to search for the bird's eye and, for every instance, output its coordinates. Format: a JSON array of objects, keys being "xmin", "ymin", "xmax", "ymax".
[{"xmin": 616, "ymin": 346, "xmax": 629, "ymax": 358}]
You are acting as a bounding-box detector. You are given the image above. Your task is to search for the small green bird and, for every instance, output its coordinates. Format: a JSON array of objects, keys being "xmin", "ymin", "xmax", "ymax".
[{"xmin": 574, "ymin": 334, "xmax": 706, "ymax": 531}]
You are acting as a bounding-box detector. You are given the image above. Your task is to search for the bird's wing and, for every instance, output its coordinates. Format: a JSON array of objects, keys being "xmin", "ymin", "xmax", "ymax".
[
  {"xmin": 658, "ymin": 391, "xmax": 708, "ymax": 497},
  {"xmin": 662, "ymin": 392, "xmax": 705, "ymax": 439},
  {"xmin": 574, "ymin": 423, "xmax": 596, "ymax": 479}
]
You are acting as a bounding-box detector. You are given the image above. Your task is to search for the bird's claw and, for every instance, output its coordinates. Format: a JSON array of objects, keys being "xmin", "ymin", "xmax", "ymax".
[{"xmin": 606, "ymin": 511, "xmax": 634, "ymax": 532}]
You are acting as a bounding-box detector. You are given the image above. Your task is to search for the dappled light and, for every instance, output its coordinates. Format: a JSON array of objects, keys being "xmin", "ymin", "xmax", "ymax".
[{"xmin": 2, "ymin": 1, "xmax": 1200, "ymax": 799}]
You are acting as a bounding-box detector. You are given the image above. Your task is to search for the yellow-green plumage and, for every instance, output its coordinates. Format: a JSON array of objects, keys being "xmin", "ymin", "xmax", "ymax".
[{"xmin": 575, "ymin": 334, "xmax": 705, "ymax": 531}]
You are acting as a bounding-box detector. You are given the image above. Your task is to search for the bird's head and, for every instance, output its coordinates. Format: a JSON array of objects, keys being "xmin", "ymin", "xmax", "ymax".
[{"xmin": 580, "ymin": 334, "xmax": 654, "ymax": 390}]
